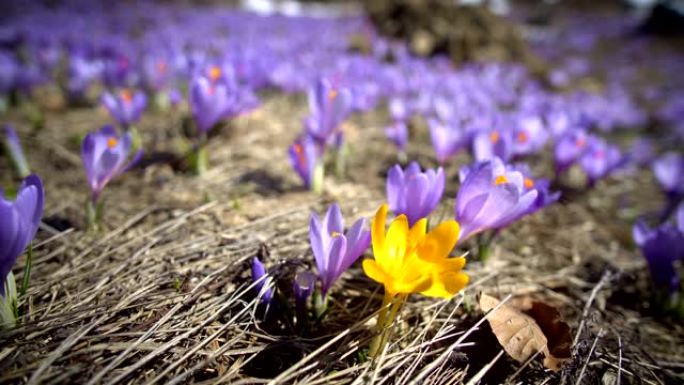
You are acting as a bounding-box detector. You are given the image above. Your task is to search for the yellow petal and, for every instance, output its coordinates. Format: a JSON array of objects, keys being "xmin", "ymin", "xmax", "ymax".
[
  {"xmin": 417, "ymin": 220, "xmax": 460, "ymax": 262},
  {"xmin": 420, "ymin": 271, "xmax": 469, "ymax": 299},
  {"xmin": 384, "ymin": 214, "xmax": 409, "ymax": 268},
  {"xmin": 362, "ymin": 259, "xmax": 388, "ymax": 285},
  {"xmin": 393, "ymin": 274, "xmax": 432, "ymax": 295},
  {"xmin": 408, "ymin": 218, "xmax": 427, "ymax": 248},
  {"xmin": 372, "ymin": 204, "xmax": 389, "ymax": 261}
]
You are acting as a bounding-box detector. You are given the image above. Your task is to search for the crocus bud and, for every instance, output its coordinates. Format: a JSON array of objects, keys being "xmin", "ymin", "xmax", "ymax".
[{"xmin": 251, "ymin": 257, "xmax": 273, "ymax": 305}]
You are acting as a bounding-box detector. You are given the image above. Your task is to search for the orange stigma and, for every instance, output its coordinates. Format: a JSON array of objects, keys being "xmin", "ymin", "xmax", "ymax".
[
  {"xmin": 489, "ymin": 131, "xmax": 500, "ymax": 143},
  {"xmin": 576, "ymin": 137, "xmax": 586, "ymax": 147},
  {"xmin": 494, "ymin": 175, "xmax": 508, "ymax": 185},
  {"xmin": 524, "ymin": 178, "xmax": 534, "ymax": 189},
  {"xmin": 294, "ymin": 143, "xmax": 306, "ymax": 166},
  {"xmin": 517, "ymin": 131, "xmax": 529, "ymax": 143},
  {"xmin": 107, "ymin": 137, "xmax": 118, "ymax": 149},
  {"xmin": 120, "ymin": 89, "xmax": 133, "ymax": 103},
  {"xmin": 156, "ymin": 61, "xmax": 168, "ymax": 74},
  {"xmin": 209, "ymin": 66, "xmax": 222, "ymax": 81},
  {"xmin": 328, "ymin": 89, "xmax": 338, "ymax": 100}
]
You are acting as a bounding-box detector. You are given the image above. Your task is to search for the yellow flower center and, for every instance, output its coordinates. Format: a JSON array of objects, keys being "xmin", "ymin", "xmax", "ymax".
[
  {"xmin": 107, "ymin": 137, "xmax": 118, "ymax": 149},
  {"xmin": 331, "ymin": 231, "xmax": 342, "ymax": 238},
  {"xmin": 209, "ymin": 66, "xmax": 222, "ymax": 81},
  {"xmin": 494, "ymin": 175, "xmax": 508, "ymax": 185}
]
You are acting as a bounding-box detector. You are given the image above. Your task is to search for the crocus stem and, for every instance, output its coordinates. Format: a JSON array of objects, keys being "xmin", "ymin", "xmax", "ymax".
[
  {"xmin": 313, "ymin": 290, "xmax": 328, "ymax": 319},
  {"xmin": 154, "ymin": 92, "xmax": 170, "ymax": 111},
  {"xmin": 86, "ymin": 196, "xmax": 104, "ymax": 232},
  {"xmin": 20, "ymin": 243, "xmax": 32, "ymax": 296},
  {"xmin": 312, "ymin": 162, "xmax": 324, "ymax": 194},
  {"xmin": 129, "ymin": 126, "xmax": 143, "ymax": 155},
  {"xmin": 397, "ymin": 151, "xmax": 407, "ymax": 164},
  {"xmin": 369, "ymin": 292, "xmax": 406, "ymax": 357},
  {"xmin": 2, "ymin": 134, "xmax": 30, "ymax": 179},
  {"xmin": 295, "ymin": 296, "xmax": 309, "ymax": 332},
  {"xmin": 0, "ymin": 272, "xmax": 18, "ymax": 329},
  {"xmin": 476, "ymin": 231, "xmax": 498, "ymax": 262},
  {"xmin": 334, "ymin": 142, "xmax": 348, "ymax": 178}
]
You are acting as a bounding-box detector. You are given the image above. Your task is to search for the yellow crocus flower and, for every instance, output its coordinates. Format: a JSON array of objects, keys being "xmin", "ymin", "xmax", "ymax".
[
  {"xmin": 362, "ymin": 203, "xmax": 469, "ymax": 299},
  {"xmin": 363, "ymin": 203, "xmax": 469, "ymax": 357}
]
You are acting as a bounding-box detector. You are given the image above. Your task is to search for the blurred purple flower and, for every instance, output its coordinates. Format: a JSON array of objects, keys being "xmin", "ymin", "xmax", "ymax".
[
  {"xmin": 652, "ymin": 152, "xmax": 684, "ymax": 197},
  {"xmin": 190, "ymin": 73, "xmax": 256, "ymax": 134},
  {"xmin": 578, "ymin": 137, "xmax": 623, "ymax": 186},
  {"xmin": 554, "ymin": 130, "xmax": 589, "ymax": 174},
  {"xmin": 512, "ymin": 115, "xmax": 549, "ymax": 156},
  {"xmin": 251, "ymin": 256, "xmax": 274, "ymax": 304},
  {"xmin": 428, "ymin": 118, "xmax": 466, "ymax": 164},
  {"xmin": 388, "ymin": 97, "xmax": 409, "ymax": 122},
  {"xmin": 387, "ymin": 162, "xmax": 445, "ymax": 226},
  {"xmin": 0, "ymin": 174, "xmax": 44, "ymax": 296},
  {"xmin": 310, "ymin": 204, "xmax": 370, "ymax": 295},
  {"xmin": 472, "ymin": 129, "xmax": 513, "ymax": 162},
  {"xmin": 384, "ymin": 121, "xmax": 408, "ymax": 152},
  {"xmin": 101, "ymin": 89, "xmax": 147, "ymax": 129},
  {"xmin": 455, "ymin": 157, "xmax": 538, "ymax": 242},
  {"xmin": 288, "ymin": 135, "xmax": 319, "ymax": 190},
  {"xmin": 305, "ymin": 78, "xmax": 352, "ymax": 146},
  {"xmin": 633, "ymin": 219, "xmax": 684, "ymax": 294},
  {"xmin": 81, "ymin": 125, "xmax": 142, "ymax": 202}
]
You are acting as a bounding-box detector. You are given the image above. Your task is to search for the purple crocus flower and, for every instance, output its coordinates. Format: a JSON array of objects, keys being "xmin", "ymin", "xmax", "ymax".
[
  {"xmin": 633, "ymin": 219, "xmax": 684, "ymax": 294},
  {"xmin": 455, "ymin": 157, "xmax": 538, "ymax": 242},
  {"xmin": 304, "ymin": 78, "xmax": 352, "ymax": 146},
  {"xmin": 652, "ymin": 152, "xmax": 684, "ymax": 198},
  {"xmin": 1, "ymin": 174, "xmax": 44, "ymax": 296},
  {"xmin": 386, "ymin": 162, "xmax": 445, "ymax": 226},
  {"xmin": 288, "ymin": 134, "xmax": 319, "ymax": 190},
  {"xmin": 190, "ymin": 74, "xmax": 245, "ymax": 134},
  {"xmin": 428, "ymin": 118, "xmax": 466, "ymax": 164},
  {"xmin": 251, "ymin": 257, "xmax": 274, "ymax": 304},
  {"xmin": 101, "ymin": 89, "xmax": 147, "ymax": 129},
  {"xmin": 3, "ymin": 126, "xmax": 30, "ymax": 178},
  {"xmin": 554, "ymin": 130, "xmax": 589, "ymax": 174},
  {"xmin": 506, "ymin": 163, "xmax": 561, "ymax": 213},
  {"xmin": 472, "ymin": 129, "xmax": 513, "ymax": 162},
  {"xmin": 388, "ymin": 97, "xmax": 410, "ymax": 122},
  {"xmin": 384, "ymin": 121, "xmax": 408, "ymax": 152},
  {"xmin": 310, "ymin": 204, "xmax": 370, "ymax": 296},
  {"xmin": 81, "ymin": 125, "xmax": 142, "ymax": 202},
  {"xmin": 578, "ymin": 137, "xmax": 623, "ymax": 186},
  {"xmin": 293, "ymin": 270, "xmax": 316, "ymax": 308},
  {"xmin": 512, "ymin": 115, "xmax": 549, "ymax": 156}
]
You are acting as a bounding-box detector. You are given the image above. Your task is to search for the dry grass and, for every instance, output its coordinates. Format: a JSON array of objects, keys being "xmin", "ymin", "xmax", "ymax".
[{"xmin": 0, "ymin": 92, "xmax": 682, "ymax": 384}]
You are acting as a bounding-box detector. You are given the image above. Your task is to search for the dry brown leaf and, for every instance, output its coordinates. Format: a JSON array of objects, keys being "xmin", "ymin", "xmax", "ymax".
[{"xmin": 479, "ymin": 294, "xmax": 571, "ymax": 371}]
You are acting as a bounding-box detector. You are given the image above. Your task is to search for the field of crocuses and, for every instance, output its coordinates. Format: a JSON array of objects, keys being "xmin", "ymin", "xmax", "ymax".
[{"xmin": 1, "ymin": 1, "xmax": 683, "ymax": 384}]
